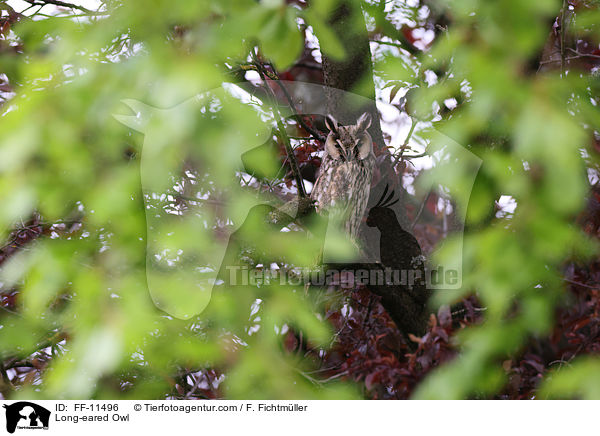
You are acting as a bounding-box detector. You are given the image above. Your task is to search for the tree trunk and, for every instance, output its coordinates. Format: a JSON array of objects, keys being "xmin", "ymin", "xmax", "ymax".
[
  {"xmin": 321, "ymin": 1, "xmax": 384, "ymax": 148},
  {"xmin": 320, "ymin": 1, "xmax": 429, "ymax": 338}
]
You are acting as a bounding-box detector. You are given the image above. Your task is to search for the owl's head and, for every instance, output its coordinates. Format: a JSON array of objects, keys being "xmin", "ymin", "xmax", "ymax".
[{"xmin": 324, "ymin": 112, "xmax": 373, "ymax": 162}]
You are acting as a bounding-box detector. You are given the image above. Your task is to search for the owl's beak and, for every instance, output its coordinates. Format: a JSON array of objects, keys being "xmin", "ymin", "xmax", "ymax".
[
  {"xmin": 340, "ymin": 143, "xmax": 352, "ymax": 161},
  {"xmin": 335, "ymin": 139, "xmax": 350, "ymax": 161}
]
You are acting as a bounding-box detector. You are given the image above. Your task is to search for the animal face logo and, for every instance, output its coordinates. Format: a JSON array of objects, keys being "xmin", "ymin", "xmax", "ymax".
[
  {"xmin": 3, "ymin": 402, "xmax": 50, "ymax": 433},
  {"xmin": 114, "ymin": 81, "xmax": 481, "ymax": 318}
]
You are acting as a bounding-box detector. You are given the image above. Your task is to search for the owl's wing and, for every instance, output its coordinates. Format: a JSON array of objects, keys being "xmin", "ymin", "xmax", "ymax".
[{"xmin": 311, "ymin": 155, "xmax": 341, "ymax": 210}]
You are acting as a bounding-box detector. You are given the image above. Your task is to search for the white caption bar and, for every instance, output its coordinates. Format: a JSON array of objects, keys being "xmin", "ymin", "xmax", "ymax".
[{"xmin": 0, "ymin": 400, "xmax": 595, "ymax": 435}]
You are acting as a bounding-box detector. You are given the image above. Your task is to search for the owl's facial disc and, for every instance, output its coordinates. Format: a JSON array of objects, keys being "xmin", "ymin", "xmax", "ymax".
[
  {"xmin": 325, "ymin": 133, "xmax": 342, "ymax": 160},
  {"xmin": 357, "ymin": 133, "xmax": 373, "ymax": 159},
  {"xmin": 324, "ymin": 114, "xmax": 373, "ymax": 161}
]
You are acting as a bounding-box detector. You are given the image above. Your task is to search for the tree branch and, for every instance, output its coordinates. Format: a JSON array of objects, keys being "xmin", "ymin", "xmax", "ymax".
[
  {"xmin": 252, "ymin": 52, "xmax": 307, "ymax": 198},
  {"xmin": 23, "ymin": 0, "xmax": 100, "ymax": 15},
  {"xmin": 238, "ymin": 63, "xmax": 327, "ymax": 143},
  {"xmin": 268, "ymin": 72, "xmax": 327, "ymax": 143},
  {"xmin": 392, "ymin": 116, "xmax": 418, "ymax": 168}
]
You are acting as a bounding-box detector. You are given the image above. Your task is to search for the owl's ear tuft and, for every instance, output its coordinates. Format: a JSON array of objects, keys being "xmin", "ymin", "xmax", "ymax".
[
  {"xmin": 325, "ymin": 115, "xmax": 339, "ymax": 134},
  {"xmin": 357, "ymin": 112, "xmax": 372, "ymax": 131}
]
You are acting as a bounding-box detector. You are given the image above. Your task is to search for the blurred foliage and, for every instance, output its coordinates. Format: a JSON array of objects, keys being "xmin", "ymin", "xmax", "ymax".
[{"xmin": 1, "ymin": 0, "xmax": 600, "ymax": 400}]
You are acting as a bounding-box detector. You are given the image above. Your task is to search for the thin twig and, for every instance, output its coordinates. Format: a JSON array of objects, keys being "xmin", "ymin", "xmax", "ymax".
[
  {"xmin": 232, "ymin": 63, "xmax": 326, "ymax": 142},
  {"xmin": 410, "ymin": 191, "xmax": 430, "ymax": 230},
  {"xmin": 264, "ymin": 64, "xmax": 327, "ymax": 143},
  {"xmin": 170, "ymin": 193, "xmax": 225, "ymax": 206},
  {"xmin": 451, "ymin": 306, "xmax": 487, "ymax": 317},
  {"xmin": 369, "ymin": 39, "xmax": 407, "ymax": 50},
  {"xmin": 540, "ymin": 55, "xmax": 600, "ymax": 66},
  {"xmin": 252, "ymin": 51, "xmax": 307, "ymax": 198},
  {"xmin": 393, "ymin": 117, "xmax": 418, "ymax": 168},
  {"xmin": 560, "ymin": 0, "xmax": 567, "ymax": 75},
  {"xmin": 0, "ymin": 305, "xmax": 20, "ymax": 316},
  {"xmin": 23, "ymin": 0, "xmax": 100, "ymax": 15},
  {"xmin": 564, "ymin": 278, "xmax": 599, "ymax": 290},
  {"xmin": 566, "ymin": 48, "xmax": 600, "ymax": 60},
  {"xmin": 369, "ymin": 38, "xmax": 419, "ymax": 56},
  {"xmin": 320, "ymin": 370, "xmax": 349, "ymax": 383}
]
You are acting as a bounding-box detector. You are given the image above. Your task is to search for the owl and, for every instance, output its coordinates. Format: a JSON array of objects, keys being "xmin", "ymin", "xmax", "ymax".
[{"xmin": 311, "ymin": 112, "xmax": 376, "ymax": 240}]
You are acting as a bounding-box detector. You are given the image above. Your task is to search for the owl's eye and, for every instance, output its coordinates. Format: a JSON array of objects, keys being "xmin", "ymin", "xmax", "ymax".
[
  {"xmin": 334, "ymin": 140, "xmax": 346, "ymax": 161},
  {"xmin": 334, "ymin": 143, "xmax": 344, "ymax": 159}
]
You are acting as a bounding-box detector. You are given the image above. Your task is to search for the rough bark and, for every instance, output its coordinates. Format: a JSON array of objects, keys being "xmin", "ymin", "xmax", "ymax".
[{"xmin": 321, "ymin": 1, "xmax": 384, "ymax": 148}]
